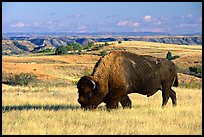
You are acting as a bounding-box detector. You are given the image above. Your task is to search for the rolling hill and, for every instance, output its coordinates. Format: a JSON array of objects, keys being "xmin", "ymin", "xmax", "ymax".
[
  {"xmin": 2, "ymin": 35, "xmax": 202, "ymax": 55},
  {"xmin": 2, "ymin": 40, "xmax": 202, "ymax": 88}
]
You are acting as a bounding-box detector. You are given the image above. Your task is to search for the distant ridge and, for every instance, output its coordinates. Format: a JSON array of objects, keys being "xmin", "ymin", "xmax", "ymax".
[
  {"xmin": 2, "ymin": 32, "xmax": 202, "ymax": 37},
  {"xmin": 2, "ymin": 32, "xmax": 202, "ymax": 55}
]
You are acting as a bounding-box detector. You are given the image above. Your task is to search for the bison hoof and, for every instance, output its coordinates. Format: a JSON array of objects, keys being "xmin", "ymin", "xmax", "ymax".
[
  {"xmin": 106, "ymin": 104, "xmax": 119, "ymax": 110},
  {"xmin": 173, "ymin": 104, "xmax": 177, "ymax": 107},
  {"xmin": 123, "ymin": 105, "xmax": 132, "ymax": 109}
]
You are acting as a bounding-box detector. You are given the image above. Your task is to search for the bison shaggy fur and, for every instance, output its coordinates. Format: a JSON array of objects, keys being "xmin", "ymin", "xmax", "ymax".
[{"xmin": 77, "ymin": 51, "xmax": 178, "ymax": 109}]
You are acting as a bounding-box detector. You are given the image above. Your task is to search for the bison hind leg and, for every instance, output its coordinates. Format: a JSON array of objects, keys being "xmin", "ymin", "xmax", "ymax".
[
  {"xmin": 169, "ymin": 88, "xmax": 177, "ymax": 107},
  {"xmin": 120, "ymin": 95, "xmax": 132, "ymax": 108},
  {"xmin": 161, "ymin": 86, "xmax": 170, "ymax": 107}
]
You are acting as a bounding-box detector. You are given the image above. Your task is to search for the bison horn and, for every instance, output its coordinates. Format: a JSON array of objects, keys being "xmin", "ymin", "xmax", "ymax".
[{"xmin": 90, "ymin": 79, "xmax": 96, "ymax": 89}]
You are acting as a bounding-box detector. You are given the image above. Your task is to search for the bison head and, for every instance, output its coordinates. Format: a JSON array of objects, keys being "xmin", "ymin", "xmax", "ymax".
[{"xmin": 76, "ymin": 76, "xmax": 100, "ymax": 109}]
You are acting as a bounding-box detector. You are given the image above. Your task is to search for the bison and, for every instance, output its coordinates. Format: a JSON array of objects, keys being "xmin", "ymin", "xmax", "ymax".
[{"xmin": 77, "ymin": 51, "xmax": 178, "ymax": 109}]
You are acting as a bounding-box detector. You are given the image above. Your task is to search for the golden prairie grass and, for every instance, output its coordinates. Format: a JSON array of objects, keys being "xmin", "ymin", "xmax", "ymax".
[
  {"xmin": 2, "ymin": 85, "xmax": 202, "ymax": 135},
  {"xmin": 2, "ymin": 40, "xmax": 202, "ymax": 135},
  {"xmin": 2, "ymin": 54, "xmax": 99, "ymax": 81},
  {"xmin": 2, "ymin": 41, "xmax": 201, "ymax": 80},
  {"xmin": 2, "ymin": 41, "xmax": 202, "ymax": 89},
  {"xmin": 103, "ymin": 41, "xmax": 202, "ymax": 58}
]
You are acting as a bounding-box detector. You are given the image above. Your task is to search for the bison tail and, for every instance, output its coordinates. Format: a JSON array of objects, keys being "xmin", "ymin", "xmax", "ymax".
[{"xmin": 173, "ymin": 75, "xmax": 178, "ymax": 87}]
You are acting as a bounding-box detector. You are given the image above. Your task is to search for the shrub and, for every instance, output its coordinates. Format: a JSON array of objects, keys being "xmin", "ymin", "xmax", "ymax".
[
  {"xmin": 166, "ymin": 51, "xmax": 180, "ymax": 60},
  {"xmin": 189, "ymin": 66, "xmax": 202, "ymax": 78},
  {"xmin": 2, "ymin": 72, "xmax": 10, "ymax": 83},
  {"xmin": 189, "ymin": 66, "xmax": 202, "ymax": 73},
  {"xmin": 55, "ymin": 46, "xmax": 67, "ymax": 55},
  {"xmin": 104, "ymin": 42, "xmax": 109, "ymax": 46},
  {"xmin": 42, "ymin": 48, "xmax": 53, "ymax": 53},
  {"xmin": 118, "ymin": 41, "xmax": 122, "ymax": 44},
  {"xmin": 5, "ymin": 73, "xmax": 37, "ymax": 86},
  {"xmin": 100, "ymin": 50, "xmax": 107, "ymax": 56},
  {"xmin": 182, "ymin": 66, "xmax": 202, "ymax": 78},
  {"xmin": 170, "ymin": 55, "xmax": 180, "ymax": 60}
]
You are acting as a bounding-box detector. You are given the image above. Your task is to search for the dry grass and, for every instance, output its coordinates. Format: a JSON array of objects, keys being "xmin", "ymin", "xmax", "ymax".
[
  {"xmin": 2, "ymin": 40, "xmax": 202, "ymax": 135},
  {"xmin": 173, "ymin": 54, "xmax": 202, "ymax": 70},
  {"xmin": 2, "ymin": 85, "xmax": 202, "ymax": 135},
  {"xmin": 2, "ymin": 54, "xmax": 99, "ymax": 81},
  {"xmin": 2, "ymin": 41, "xmax": 201, "ymax": 80},
  {"xmin": 101, "ymin": 41, "xmax": 202, "ymax": 58}
]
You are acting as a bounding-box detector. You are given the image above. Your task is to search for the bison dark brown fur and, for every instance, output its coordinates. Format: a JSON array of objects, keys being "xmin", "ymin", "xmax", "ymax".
[{"xmin": 77, "ymin": 51, "xmax": 178, "ymax": 109}]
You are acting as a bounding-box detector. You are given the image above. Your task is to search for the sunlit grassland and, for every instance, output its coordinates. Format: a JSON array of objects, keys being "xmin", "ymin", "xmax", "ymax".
[
  {"xmin": 103, "ymin": 41, "xmax": 202, "ymax": 58},
  {"xmin": 2, "ymin": 85, "xmax": 202, "ymax": 135},
  {"xmin": 2, "ymin": 40, "xmax": 202, "ymax": 135}
]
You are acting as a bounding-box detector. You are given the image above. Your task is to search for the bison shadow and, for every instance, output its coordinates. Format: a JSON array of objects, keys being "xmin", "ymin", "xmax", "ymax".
[{"xmin": 2, "ymin": 104, "xmax": 81, "ymax": 112}]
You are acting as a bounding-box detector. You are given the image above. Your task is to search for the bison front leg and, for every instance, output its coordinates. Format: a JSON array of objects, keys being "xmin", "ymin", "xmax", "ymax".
[
  {"xmin": 105, "ymin": 95, "xmax": 120, "ymax": 110},
  {"xmin": 120, "ymin": 95, "xmax": 132, "ymax": 108},
  {"xmin": 106, "ymin": 100, "xmax": 119, "ymax": 110}
]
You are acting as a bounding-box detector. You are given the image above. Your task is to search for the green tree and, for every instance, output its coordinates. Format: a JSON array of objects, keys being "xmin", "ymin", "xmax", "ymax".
[
  {"xmin": 166, "ymin": 51, "xmax": 172, "ymax": 60},
  {"xmin": 72, "ymin": 43, "xmax": 82, "ymax": 51},
  {"xmin": 104, "ymin": 42, "xmax": 109, "ymax": 46},
  {"xmin": 67, "ymin": 42, "xmax": 82, "ymax": 52},
  {"xmin": 83, "ymin": 42, "xmax": 94, "ymax": 50},
  {"xmin": 55, "ymin": 46, "xmax": 67, "ymax": 55},
  {"xmin": 66, "ymin": 45, "xmax": 73, "ymax": 51}
]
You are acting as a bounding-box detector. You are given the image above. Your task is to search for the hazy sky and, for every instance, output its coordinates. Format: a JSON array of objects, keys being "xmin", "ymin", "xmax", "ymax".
[{"xmin": 2, "ymin": 2, "xmax": 202, "ymax": 34}]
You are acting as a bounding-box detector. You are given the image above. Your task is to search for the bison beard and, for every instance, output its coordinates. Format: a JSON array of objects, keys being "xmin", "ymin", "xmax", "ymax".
[{"xmin": 77, "ymin": 51, "xmax": 178, "ymax": 110}]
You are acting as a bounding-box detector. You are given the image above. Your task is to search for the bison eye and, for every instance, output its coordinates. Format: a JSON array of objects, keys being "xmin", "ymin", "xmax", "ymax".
[{"xmin": 88, "ymin": 92, "xmax": 93, "ymax": 97}]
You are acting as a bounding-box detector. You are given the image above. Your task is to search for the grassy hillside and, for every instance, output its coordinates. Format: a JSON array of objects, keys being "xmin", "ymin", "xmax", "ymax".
[
  {"xmin": 2, "ymin": 41, "xmax": 202, "ymax": 88},
  {"xmin": 2, "ymin": 40, "xmax": 202, "ymax": 135}
]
